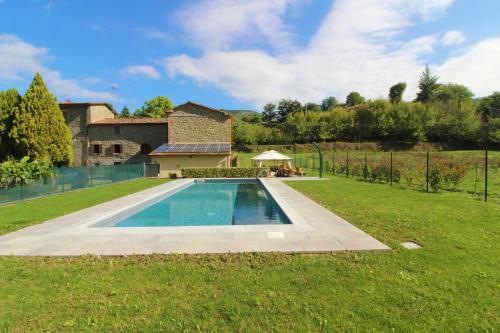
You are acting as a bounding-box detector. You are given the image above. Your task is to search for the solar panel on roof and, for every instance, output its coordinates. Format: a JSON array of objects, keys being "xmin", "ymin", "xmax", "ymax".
[{"xmin": 153, "ymin": 143, "xmax": 231, "ymax": 154}]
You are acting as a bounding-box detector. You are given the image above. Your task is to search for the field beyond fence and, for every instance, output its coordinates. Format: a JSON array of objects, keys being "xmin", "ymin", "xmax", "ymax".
[
  {"xmin": 237, "ymin": 150, "xmax": 500, "ymax": 203},
  {"xmin": 0, "ymin": 163, "xmax": 144, "ymax": 206}
]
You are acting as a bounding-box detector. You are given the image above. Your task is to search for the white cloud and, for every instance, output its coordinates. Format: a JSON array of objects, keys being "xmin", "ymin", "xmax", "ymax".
[
  {"xmin": 121, "ymin": 65, "xmax": 161, "ymax": 80},
  {"xmin": 437, "ymin": 38, "xmax": 500, "ymax": 97},
  {"xmin": 138, "ymin": 28, "xmax": 173, "ymax": 43},
  {"xmin": 0, "ymin": 33, "xmax": 114, "ymax": 100},
  {"xmin": 175, "ymin": 0, "xmax": 302, "ymax": 52},
  {"xmin": 165, "ymin": 0, "xmax": 457, "ymax": 107},
  {"xmin": 441, "ymin": 30, "xmax": 465, "ymax": 46},
  {"xmin": 83, "ymin": 77, "xmax": 103, "ymax": 85}
]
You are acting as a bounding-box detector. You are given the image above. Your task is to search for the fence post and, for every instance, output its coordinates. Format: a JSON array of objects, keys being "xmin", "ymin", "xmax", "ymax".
[
  {"xmin": 426, "ymin": 151, "xmax": 429, "ymax": 193},
  {"xmin": 390, "ymin": 152, "xmax": 393, "ymax": 186},
  {"xmin": 485, "ymin": 148, "xmax": 488, "ymax": 202},
  {"xmin": 126, "ymin": 163, "xmax": 130, "ymax": 180},
  {"xmin": 61, "ymin": 168, "xmax": 65, "ymax": 193},
  {"xmin": 20, "ymin": 181, "xmax": 24, "ymax": 201},
  {"xmin": 332, "ymin": 152, "xmax": 335, "ymax": 175},
  {"xmin": 474, "ymin": 163, "xmax": 478, "ymax": 195},
  {"xmin": 346, "ymin": 152, "xmax": 349, "ymax": 178},
  {"xmin": 87, "ymin": 166, "xmax": 94, "ymax": 187},
  {"xmin": 299, "ymin": 155, "xmax": 302, "ymax": 169},
  {"xmin": 364, "ymin": 153, "xmax": 367, "ymax": 181}
]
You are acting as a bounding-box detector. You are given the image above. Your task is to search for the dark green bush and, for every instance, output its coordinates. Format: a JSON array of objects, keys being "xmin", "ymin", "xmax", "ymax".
[{"xmin": 181, "ymin": 167, "xmax": 269, "ymax": 178}]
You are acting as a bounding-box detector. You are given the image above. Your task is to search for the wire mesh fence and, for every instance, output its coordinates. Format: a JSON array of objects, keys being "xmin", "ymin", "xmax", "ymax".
[
  {"xmin": 0, "ymin": 163, "xmax": 144, "ymax": 206},
  {"xmin": 289, "ymin": 150, "xmax": 500, "ymax": 203}
]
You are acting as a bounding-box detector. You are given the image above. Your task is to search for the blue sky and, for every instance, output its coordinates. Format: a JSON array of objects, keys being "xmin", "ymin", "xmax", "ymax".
[{"xmin": 1, "ymin": 0, "xmax": 500, "ymax": 113}]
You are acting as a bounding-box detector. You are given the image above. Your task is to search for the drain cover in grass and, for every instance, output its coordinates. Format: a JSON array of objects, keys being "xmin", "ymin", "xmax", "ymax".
[{"xmin": 400, "ymin": 241, "xmax": 422, "ymax": 249}]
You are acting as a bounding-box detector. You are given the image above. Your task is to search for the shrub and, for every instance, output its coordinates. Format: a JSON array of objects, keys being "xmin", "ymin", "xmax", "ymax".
[
  {"xmin": 181, "ymin": 167, "xmax": 269, "ymax": 178},
  {"xmin": 0, "ymin": 156, "xmax": 53, "ymax": 189},
  {"xmin": 429, "ymin": 166, "xmax": 443, "ymax": 192}
]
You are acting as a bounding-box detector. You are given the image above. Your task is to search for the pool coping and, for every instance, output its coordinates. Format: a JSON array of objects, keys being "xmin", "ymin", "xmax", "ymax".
[{"xmin": 0, "ymin": 177, "xmax": 389, "ymax": 255}]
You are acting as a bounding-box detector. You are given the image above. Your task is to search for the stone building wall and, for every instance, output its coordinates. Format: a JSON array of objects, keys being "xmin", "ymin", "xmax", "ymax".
[
  {"xmin": 87, "ymin": 124, "xmax": 167, "ymax": 165},
  {"xmin": 61, "ymin": 105, "xmax": 88, "ymax": 167},
  {"xmin": 168, "ymin": 103, "xmax": 231, "ymax": 143},
  {"xmin": 88, "ymin": 105, "xmax": 114, "ymax": 123}
]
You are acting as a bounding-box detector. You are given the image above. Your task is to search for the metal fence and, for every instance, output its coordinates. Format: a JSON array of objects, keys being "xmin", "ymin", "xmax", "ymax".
[
  {"xmin": 291, "ymin": 150, "xmax": 500, "ymax": 203},
  {"xmin": 0, "ymin": 163, "xmax": 144, "ymax": 206}
]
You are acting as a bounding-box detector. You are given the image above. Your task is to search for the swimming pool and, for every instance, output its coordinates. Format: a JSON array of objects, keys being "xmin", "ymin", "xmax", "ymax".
[{"xmin": 94, "ymin": 179, "xmax": 291, "ymax": 227}]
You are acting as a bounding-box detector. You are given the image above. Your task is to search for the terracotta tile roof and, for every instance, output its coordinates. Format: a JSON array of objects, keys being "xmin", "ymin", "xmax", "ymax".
[
  {"xmin": 59, "ymin": 102, "xmax": 114, "ymax": 109},
  {"xmin": 90, "ymin": 118, "xmax": 168, "ymax": 125}
]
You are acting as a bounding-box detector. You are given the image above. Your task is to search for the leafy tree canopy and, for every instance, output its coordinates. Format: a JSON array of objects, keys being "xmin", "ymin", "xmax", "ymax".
[
  {"xmin": 262, "ymin": 103, "xmax": 277, "ymax": 122},
  {"xmin": 134, "ymin": 96, "xmax": 173, "ymax": 118},
  {"xmin": 431, "ymin": 83, "xmax": 474, "ymax": 103},
  {"xmin": 321, "ymin": 96, "xmax": 338, "ymax": 111},
  {"xmin": 478, "ymin": 91, "xmax": 500, "ymax": 119},
  {"xmin": 345, "ymin": 91, "xmax": 365, "ymax": 107},
  {"xmin": 388, "ymin": 82, "xmax": 407, "ymax": 104},
  {"xmin": 120, "ymin": 105, "xmax": 131, "ymax": 118},
  {"xmin": 277, "ymin": 99, "xmax": 302, "ymax": 122},
  {"xmin": 0, "ymin": 88, "xmax": 21, "ymax": 159},
  {"xmin": 415, "ymin": 65, "xmax": 439, "ymax": 103},
  {"xmin": 12, "ymin": 73, "xmax": 73, "ymax": 166}
]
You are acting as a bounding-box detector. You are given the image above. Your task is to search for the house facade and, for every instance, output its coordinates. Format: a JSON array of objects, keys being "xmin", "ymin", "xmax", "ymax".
[
  {"xmin": 60, "ymin": 101, "xmax": 232, "ymax": 175},
  {"xmin": 150, "ymin": 102, "xmax": 232, "ymax": 177}
]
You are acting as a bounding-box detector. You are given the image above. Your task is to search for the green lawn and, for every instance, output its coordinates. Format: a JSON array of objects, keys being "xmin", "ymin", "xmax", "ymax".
[
  {"xmin": 0, "ymin": 178, "xmax": 170, "ymax": 236},
  {"xmin": 0, "ymin": 177, "xmax": 499, "ymax": 331}
]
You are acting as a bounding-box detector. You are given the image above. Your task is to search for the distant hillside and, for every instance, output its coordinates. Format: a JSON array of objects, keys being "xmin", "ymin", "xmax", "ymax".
[{"xmin": 222, "ymin": 109, "xmax": 260, "ymax": 120}]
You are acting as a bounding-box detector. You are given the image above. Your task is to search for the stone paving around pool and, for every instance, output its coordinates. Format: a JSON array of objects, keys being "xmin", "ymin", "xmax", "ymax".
[{"xmin": 0, "ymin": 178, "xmax": 389, "ymax": 256}]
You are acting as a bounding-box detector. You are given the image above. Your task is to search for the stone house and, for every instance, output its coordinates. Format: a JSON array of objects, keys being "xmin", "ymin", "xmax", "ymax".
[
  {"xmin": 60, "ymin": 101, "xmax": 232, "ymax": 175},
  {"xmin": 150, "ymin": 101, "xmax": 232, "ymax": 177}
]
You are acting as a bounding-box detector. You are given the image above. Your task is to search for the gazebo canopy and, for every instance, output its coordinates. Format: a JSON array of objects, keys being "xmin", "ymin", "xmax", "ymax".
[{"xmin": 251, "ymin": 150, "xmax": 292, "ymax": 161}]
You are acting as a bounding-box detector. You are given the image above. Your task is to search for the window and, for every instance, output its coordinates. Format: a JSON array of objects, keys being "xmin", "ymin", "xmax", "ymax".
[
  {"xmin": 92, "ymin": 144, "xmax": 102, "ymax": 155},
  {"xmin": 113, "ymin": 144, "xmax": 122, "ymax": 155},
  {"xmin": 140, "ymin": 143, "xmax": 152, "ymax": 155},
  {"xmin": 114, "ymin": 126, "xmax": 120, "ymax": 135}
]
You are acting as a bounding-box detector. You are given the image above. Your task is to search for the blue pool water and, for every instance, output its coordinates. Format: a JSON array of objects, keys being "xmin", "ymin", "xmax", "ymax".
[{"xmin": 103, "ymin": 180, "xmax": 290, "ymax": 227}]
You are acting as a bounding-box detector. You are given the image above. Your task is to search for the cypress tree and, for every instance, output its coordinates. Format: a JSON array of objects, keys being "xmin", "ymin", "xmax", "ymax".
[
  {"xmin": 0, "ymin": 88, "xmax": 21, "ymax": 160},
  {"xmin": 12, "ymin": 73, "xmax": 73, "ymax": 166}
]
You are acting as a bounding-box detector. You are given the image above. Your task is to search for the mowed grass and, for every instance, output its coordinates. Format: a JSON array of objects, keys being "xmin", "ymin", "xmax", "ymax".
[
  {"xmin": 0, "ymin": 178, "xmax": 170, "ymax": 236},
  {"xmin": 0, "ymin": 177, "xmax": 499, "ymax": 332}
]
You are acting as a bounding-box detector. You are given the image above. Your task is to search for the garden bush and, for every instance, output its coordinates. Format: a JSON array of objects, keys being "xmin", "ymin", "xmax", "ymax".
[
  {"xmin": 0, "ymin": 156, "xmax": 53, "ymax": 189},
  {"xmin": 181, "ymin": 167, "xmax": 269, "ymax": 178}
]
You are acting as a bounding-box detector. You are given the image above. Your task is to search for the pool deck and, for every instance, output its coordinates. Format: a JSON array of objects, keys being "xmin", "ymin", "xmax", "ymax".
[{"xmin": 0, "ymin": 178, "xmax": 389, "ymax": 256}]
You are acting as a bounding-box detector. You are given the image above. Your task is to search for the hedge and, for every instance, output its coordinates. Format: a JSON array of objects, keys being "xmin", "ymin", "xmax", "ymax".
[{"xmin": 181, "ymin": 167, "xmax": 269, "ymax": 178}]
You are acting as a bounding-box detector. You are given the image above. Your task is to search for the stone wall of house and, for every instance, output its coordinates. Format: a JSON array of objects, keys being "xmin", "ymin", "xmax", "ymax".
[
  {"xmin": 61, "ymin": 105, "xmax": 88, "ymax": 167},
  {"xmin": 168, "ymin": 103, "xmax": 231, "ymax": 143},
  {"xmin": 88, "ymin": 105, "xmax": 114, "ymax": 123},
  {"xmin": 87, "ymin": 124, "xmax": 167, "ymax": 165}
]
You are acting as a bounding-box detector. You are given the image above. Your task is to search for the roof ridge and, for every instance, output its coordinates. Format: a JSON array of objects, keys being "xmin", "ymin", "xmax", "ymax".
[{"xmin": 174, "ymin": 101, "xmax": 231, "ymax": 117}]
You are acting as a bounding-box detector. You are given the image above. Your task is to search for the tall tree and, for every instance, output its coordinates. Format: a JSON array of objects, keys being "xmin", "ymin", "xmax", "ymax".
[
  {"xmin": 478, "ymin": 91, "xmax": 500, "ymax": 119},
  {"xmin": 388, "ymin": 82, "xmax": 407, "ymax": 104},
  {"xmin": 11, "ymin": 73, "xmax": 72, "ymax": 166},
  {"xmin": 262, "ymin": 103, "xmax": 277, "ymax": 122},
  {"xmin": 276, "ymin": 99, "xmax": 302, "ymax": 122},
  {"xmin": 345, "ymin": 91, "xmax": 365, "ymax": 107},
  {"xmin": 415, "ymin": 65, "xmax": 439, "ymax": 103},
  {"xmin": 431, "ymin": 83, "xmax": 474, "ymax": 103},
  {"xmin": 321, "ymin": 96, "xmax": 338, "ymax": 111},
  {"xmin": 0, "ymin": 88, "xmax": 21, "ymax": 160},
  {"xmin": 302, "ymin": 102, "xmax": 321, "ymax": 113},
  {"xmin": 120, "ymin": 105, "xmax": 131, "ymax": 117},
  {"xmin": 134, "ymin": 96, "xmax": 173, "ymax": 118}
]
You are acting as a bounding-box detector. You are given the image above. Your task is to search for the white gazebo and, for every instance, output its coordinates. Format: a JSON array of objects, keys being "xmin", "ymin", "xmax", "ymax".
[{"xmin": 251, "ymin": 150, "xmax": 293, "ymax": 168}]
